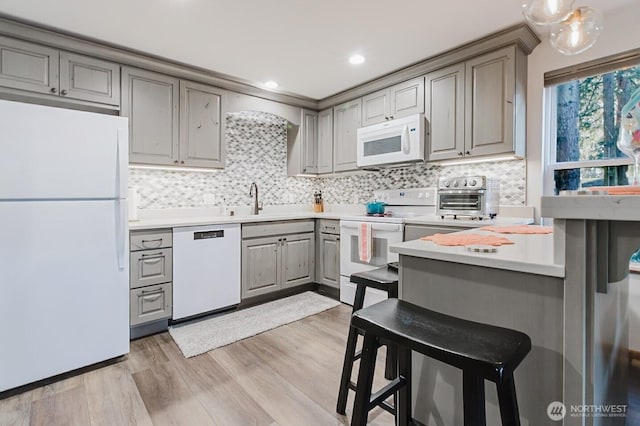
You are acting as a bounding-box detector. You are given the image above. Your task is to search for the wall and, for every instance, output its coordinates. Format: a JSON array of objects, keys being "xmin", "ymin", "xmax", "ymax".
[
  {"xmin": 526, "ymin": 3, "xmax": 640, "ymax": 222},
  {"xmin": 130, "ymin": 111, "xmax": 526, "ymax": 209}
]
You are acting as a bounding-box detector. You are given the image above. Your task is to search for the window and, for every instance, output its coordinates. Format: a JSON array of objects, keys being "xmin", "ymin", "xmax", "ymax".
[{"xmin": 545, "ymin": 63, "xmax": 640, "ymax": 194}]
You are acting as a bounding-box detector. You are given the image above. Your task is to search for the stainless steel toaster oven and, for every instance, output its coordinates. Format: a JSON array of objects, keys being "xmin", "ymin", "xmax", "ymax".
[{"xmin": 437, "ymin": 176, "xmax": 500, "ymax": 219}]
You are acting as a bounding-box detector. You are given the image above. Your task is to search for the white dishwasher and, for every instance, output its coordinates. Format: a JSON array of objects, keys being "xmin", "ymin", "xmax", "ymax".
[{"xmin": 172, "ymin": 223, "xmax": 241, "ymax": 320}]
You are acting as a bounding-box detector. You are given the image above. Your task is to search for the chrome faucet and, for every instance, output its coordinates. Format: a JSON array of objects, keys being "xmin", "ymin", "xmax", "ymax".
[{"xmin": 248, "ymin": 182, "xmax": 261, "ymax": 215}]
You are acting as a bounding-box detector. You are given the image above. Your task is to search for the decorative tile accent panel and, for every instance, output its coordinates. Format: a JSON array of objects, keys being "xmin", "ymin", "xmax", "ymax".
[{"xmin": 130, "ymin": 111, "xmax": 526, "ymax": 209}]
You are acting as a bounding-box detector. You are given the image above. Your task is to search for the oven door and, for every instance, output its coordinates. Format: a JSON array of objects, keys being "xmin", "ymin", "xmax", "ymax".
[
  {"xmin": 437, "ymin": 189, "xmax": 486, "ymax": 216},
  {"xmin": 339, "ymin": 220, "xmax": 403, "ymax": 305}
]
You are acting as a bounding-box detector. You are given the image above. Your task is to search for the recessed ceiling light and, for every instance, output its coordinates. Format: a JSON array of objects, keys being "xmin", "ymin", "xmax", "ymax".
[
  {"xmin": 264, "ymin": 81, "xmax": 278, "ymax": 89},
  {"xmin": 348, "ymin": 54, "xmax": 365, "ymax": 65}
]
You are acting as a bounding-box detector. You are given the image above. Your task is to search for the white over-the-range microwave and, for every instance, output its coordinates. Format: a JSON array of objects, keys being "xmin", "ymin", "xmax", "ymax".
[{"xmin": 356, "ymin": 113, "xmax": 428, "ymax": 168}]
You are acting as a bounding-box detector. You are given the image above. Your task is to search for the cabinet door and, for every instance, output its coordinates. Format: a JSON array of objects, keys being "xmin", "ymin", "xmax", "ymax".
[
  {"xmin": 241, "ymin": 236, "xmax": 281, "ymax": 298},
  {"xmin": 179, "ymin": 81, "xmax": 225, "ymax": 168},
  {"xmin": 465, "ymin": 47, "xmax": 515, "ymax": 157},
  {"xmin": 425, "ymin": 64, "xmax": 465, "ymax": 161},
  {"xmin": 59, "ymin": 52, "xmax": 120, "ymax": 106},
  {"xmin": 301, "ymin": 109, "xmax": 318, "ymax": 174},
  {"xmin": 317, "ymin": 108, "xmax": 333, "ymax": 174},
  {"xmin": 319, "ymin": 233, "xmax": 340, "ymax": 288},
  {"xmin": 390, "ymin": 77, "xmax": 424, "ymax": 119},
  {"xmin": 333, "ymin": 99, "xmax": 361, "ymax": 172},
  {"xmin": 361, "ymin": 89, "xmax": 388, "ymax": 126},
  {"xmin": 122, "ymin": 67, "xmax": 179, "ymax": 166},
  {"xmin": 0, "ymin": 36, "xmax": 58, "ymax": 95},
  {"xmin": 281, "ymin": 233, "xmax": 315, "ymax": 288}
]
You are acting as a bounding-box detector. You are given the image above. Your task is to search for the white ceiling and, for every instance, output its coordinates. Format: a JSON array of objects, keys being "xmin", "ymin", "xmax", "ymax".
[{"xmin": 0, "ymin": 0, "xmax": 635, "ymax": 100}]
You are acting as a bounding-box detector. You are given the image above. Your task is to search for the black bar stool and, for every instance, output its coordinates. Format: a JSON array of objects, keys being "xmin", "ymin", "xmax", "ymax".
[
  {"xmin": 350, "ymin": 298, "xmax": 532, "ymax": 426},
  {"xmin": 336, "ymin": 266, "xmax": 399, "ymax": 416}
]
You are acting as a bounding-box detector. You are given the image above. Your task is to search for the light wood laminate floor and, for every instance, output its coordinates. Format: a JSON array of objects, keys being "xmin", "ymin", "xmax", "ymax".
[
  {"xmin": 0, "ymin": 303, "xmax": 395, "ymax": 426},
  {"xmin": 3, "ymin": 302, "xmax": 639, "ymax": 426}
]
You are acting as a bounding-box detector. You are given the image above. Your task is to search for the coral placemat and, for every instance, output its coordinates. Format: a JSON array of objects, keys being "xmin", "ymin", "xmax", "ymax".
[
  {"xmin": 479, "ymin": 225, "xmax": 553, "ymax": 234},
  {"xmin": 421, "ymin": 233, "xmax": 514, "ymax": 247},
  {"xmin": 587, "ymin": 186, "xmax": 640, "ymax": 195}
]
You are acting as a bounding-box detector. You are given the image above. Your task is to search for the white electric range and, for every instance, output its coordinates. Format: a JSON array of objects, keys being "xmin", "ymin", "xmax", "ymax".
[{"xmin": 339, "ymin": 188, "xmax": 436, "ymax": 306}]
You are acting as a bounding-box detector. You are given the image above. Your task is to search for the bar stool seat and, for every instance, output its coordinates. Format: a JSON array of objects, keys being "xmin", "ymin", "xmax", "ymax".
[
  {"xmin": 351, "ymin": 298, "xmax": 532, "ymax": 426},
  {"xmin": 336, "ymin": 266, "xmax": 398, "ymax": 416}
]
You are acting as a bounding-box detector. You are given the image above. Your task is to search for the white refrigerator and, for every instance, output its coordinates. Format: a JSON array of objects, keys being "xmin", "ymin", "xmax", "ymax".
[{"xmin": 0, "ymin": 100, "xmax": 130, "ymax": 392}]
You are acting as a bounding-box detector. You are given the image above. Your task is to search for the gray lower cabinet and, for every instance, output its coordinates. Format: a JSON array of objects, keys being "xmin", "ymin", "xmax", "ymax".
[
  {"xmin": 123, "ymin": 67, "xmax": 226, "ymax": 169},
  {"xmin": 317, "ymin": 219, "xmax": 340, "ymax": 288},
  {"xmin": 0, "ymin": 35, "xmax": 120, "ymax": 106},
  {"xmin": 333, "ymin": 99, "xmax": 361, "ymax": 172},
  {"xmin": 425, "ymin": 45, "xmax": 525, "ymax": 161},
  {"xmin": 129, "ymin": 229, "xmax": 173, "ymax": 336},
  {"xmin": 241, "ymin": 221, "xmax": 315, "ymax": 299}
]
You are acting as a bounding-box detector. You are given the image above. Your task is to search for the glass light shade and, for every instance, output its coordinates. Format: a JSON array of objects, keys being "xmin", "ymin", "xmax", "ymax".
[
  {"xmin": 522, "ymin": 0, "xmax": 574, "ymax": 25},
  {"xmin": 617, "ymin": 88, "xmax": 640, "ymax": 185},
  {"xmin": 549, "ymin": 7, "xmax": 603, "ymax": 55}
]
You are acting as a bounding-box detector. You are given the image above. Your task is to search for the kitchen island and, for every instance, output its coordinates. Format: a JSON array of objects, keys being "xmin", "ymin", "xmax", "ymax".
[{"xmin": 390, "ymin": 195, "xmax": 640, "ymax": 425}]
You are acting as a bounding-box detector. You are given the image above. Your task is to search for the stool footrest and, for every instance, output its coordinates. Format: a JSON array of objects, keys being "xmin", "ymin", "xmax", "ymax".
[{"xmin": 368, "ymin": 376, "xmax": 406, "ymax": 413}]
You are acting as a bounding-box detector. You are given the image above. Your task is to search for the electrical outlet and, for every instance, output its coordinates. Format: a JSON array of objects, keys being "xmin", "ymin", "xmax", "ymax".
[{"xmin": 203, "ymin": 194, "xmax": 216, "ymax": 205}]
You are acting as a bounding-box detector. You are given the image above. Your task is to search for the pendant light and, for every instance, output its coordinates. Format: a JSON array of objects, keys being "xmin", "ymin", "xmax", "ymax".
[
  {"xmin": 522, "ymin": 0, "xmax": 575, "ymax": 25},
  {"xmin": 549, "ymin": 7, "xmax": 603, "ymax": 55}
]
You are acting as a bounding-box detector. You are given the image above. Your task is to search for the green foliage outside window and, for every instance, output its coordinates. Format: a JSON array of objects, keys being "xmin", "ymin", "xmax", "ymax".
[{"xmin": 554, "ymin": 65, "xmax": 640, "ymax": 191}]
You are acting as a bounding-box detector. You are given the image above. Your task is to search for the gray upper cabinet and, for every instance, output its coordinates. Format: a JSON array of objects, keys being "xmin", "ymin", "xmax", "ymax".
[
  {"xmin": 0, "ymin": 36, "xmax": 120, "ymax": 107},
  {"xmin": 0, "ymin": 36, "xmax": 58, "ymax": 95},
  {"xmin": 361, "ymin": 77, "xmax": 424, "ymax": 126},
  {"xmin": 122, "ymin": 67, "xmax": 180, "ymax": 166},
  {"xmin": 123, "ymin": 68, "xmax": 227, "ymax": 169},
  {"xmin": 425, "ymin": 63, "xmax": 465, "ymax": 161},
  {"xmin": 465, "ymin": 47, "xmax": 516, "ymax": 157},
  {"xmin": 361, "ymin": 89, "xmax": 388, "ymax": 126},
  {"xmin": 179, "ymin": 80, "xmax": 226, "ymax": 168},
  {"xmin": 301, "ymin": 109, "xmax": 318, "ymax": 174},
  {"xmin": 317, "ymin": 108, "xmax": 333, "ymax": 174},
  {"xmin": 333, "ymin": 98, "xmax": 361, "ymax": 172},
  {"xmin": 425, "ymin": 45, "xmax": 525, "ymax": 161},
  {"xmin": 59, "ymin": 52, "xmax": 120, "ymax": 105}
]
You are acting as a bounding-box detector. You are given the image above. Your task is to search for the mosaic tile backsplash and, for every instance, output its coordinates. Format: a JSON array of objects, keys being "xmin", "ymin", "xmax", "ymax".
[{"xmin": 130, "ymin": 111, "xmax": 526, "ymax": 209}]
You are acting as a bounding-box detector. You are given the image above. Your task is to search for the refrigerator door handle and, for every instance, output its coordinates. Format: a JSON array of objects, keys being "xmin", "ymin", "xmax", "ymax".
[
  {"xmin": 115, "ymin": 199, "xmax": 126, "ymax": 270},
  {"xmin": 116, "ymin": 128, "xmax": 127, "ymax": 199}
]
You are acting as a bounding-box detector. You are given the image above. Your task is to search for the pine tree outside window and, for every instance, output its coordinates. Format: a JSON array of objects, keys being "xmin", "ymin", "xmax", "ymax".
[{"xmin": 545, "ymin": 64, "xmax": 640, "ymax": 193}]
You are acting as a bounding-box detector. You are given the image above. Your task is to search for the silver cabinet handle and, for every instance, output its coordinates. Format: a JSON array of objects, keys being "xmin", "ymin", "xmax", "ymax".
[
  {"xmin": 50, "ymin": 87, "xmax": 57, "ymax": 94},
  {"xmin": 458, "ymin": 152, "xmax": 464, "ymax": 156},
  {"xmin": 174, "ymin": 160, "xmax": 179, "ymax": 164},
  {"xmin": 466, "ymin": 150, "xmax": 471, "ymax": 155},
  {"xmin": 60, "ymin": 89, "xmax": 68, "ymax": 96},
  {"xmin": 141, "ymin": 238, "xmax": 163, "ymax": 248}
]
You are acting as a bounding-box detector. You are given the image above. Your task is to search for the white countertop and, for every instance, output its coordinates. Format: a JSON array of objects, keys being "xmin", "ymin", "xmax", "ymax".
[
  {"xmin": 390, "ymin": 228, "xmax": 565, "ymax": 278},
  {"xmin": 402, "ymin": 215, "xmax": 533, "ymax": 227},
  {"xmin": 541, "ymin": 195, "xmax": 640, "ymax": 220},
  {"xmin": 129, "ymin": 211, "xmax": 345, "ymax": 230}
]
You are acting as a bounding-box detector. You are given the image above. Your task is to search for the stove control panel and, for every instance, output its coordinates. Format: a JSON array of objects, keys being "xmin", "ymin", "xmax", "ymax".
[{"xmin": 372, "ymin": 187, "xmax": 437, "ymax": 206}]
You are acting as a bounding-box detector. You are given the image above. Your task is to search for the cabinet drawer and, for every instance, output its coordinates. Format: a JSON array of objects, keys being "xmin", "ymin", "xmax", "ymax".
[
  {"xmin": 242, "ymin": 220, "xmax": 314, "ymax": 239},
  {"xmin": 130, "ymin": 229, "xmax": 172, "ymax": 251},
  {"xmin": 318, "ymin": 219, "xmax": 339, "ymax": 235},
  {"xmin": 130, "ymin": 283, "xmax": 172, "ymax": 326},
  {"xmin": 130, "ymin": 248, "xmax": 173, "ymax": 288}
]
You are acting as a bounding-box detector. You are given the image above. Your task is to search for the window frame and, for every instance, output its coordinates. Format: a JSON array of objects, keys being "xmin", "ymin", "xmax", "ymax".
[{"xmin": 542, "ymin": 51, "xmax": 640, "ymax": 195}]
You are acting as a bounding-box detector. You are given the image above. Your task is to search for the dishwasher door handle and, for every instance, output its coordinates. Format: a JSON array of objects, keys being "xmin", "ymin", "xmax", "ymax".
[{"xmin": 193, "ymin": 230, "xmax": 225, "ymax": 240}]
